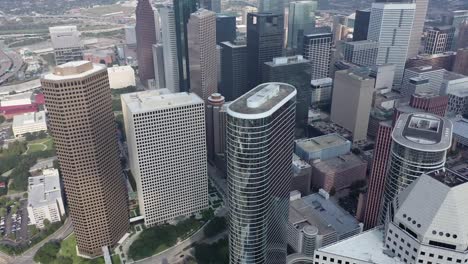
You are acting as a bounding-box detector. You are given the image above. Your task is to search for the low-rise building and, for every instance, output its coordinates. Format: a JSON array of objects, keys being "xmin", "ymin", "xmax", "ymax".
[
  {"xmin": 12, "ymin": 111, "xmax": 47, "ymax": 137},
  {"xmin": 292, "ymin": 154, "xmax": 312, "ymax": 195},
  {"xmin": 287, "ymin": 190, "xmax": 362, "ymax": 257},
  {"xmin": 27, "ymin": 168, "xmax": 65, "ymax": 228},
  {"xmin": 107, "ymin": 65, "xmax": 136, "ymax": 89},
  {"xmin": 295, "ymin": 134, "xmax": 351, "ymax": 162}
]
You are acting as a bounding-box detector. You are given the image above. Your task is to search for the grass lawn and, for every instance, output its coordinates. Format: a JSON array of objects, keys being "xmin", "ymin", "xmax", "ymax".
[
  {"xmin": 25, "ymin": 137, "xmax": 53, "ymax": 154},
  {"xmin": 57, "ymin": 235, "xmax": 105, "ymax": 264}
]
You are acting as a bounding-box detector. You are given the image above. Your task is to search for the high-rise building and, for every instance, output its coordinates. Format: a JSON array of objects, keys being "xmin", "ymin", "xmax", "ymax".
[
  {"xmin": 200, "ymin": 0, "xmax": 220, "ymax": 13},
  {"xmin": 174, "ymin": 0, "xmax": 199, "ymax": 92},
  {"xmin": 330, "ymin": 69, "xmax": 375, "ymax": 142},
  {"xmin": 227, "ymin": 83, "xmax": 296, "ymax": 264},
  {"xmin": 332, "ymin": 15, "xmax": 353, "ymax": 45},
  {"xmin": 160, "ymin": 6, "xmax": 181, "ymax": 93},
  {"xmin": 367, "ymin": 2, "xmax": 416, "ymax": 87},
  {"xmin": 136, "ymin": 0, "xmax": 157, "ymax": 86},
  {"xmin": 310, "ymin": 77, "xmax": 333, "ymax": 108},
  {"xmin": 287, "ymin": 1, "xmax": 317, "ymax": 51},
  {"xmin": 453, "ymin": 47, "xmax": 468, "ymax": 76},
  {"xmin": 424, "ymin": 26, "xmax": 455, "ymax": 55},
  {"xmin": 258, "ymin": 0, "xmax": 284, "ymax": 15},
  {"xmin": 263, "ymin": 55, "xmax": 311, "ymax": 130},
  {"xmin": 456, "ymin": 20, "xmax": 468, "ymax": 49},
  {"xmin": 353, "ymin": 9, "xmax": 371, "ymax": 41},
  {"xmin": 152, "ymin": 43, "xmax": 166, "ymax": 89},
  {"xmin": 41, "ymin": 61, "xmax": 129, "ymax": 257},
  {"xmin": 187, "ymin": 9, "xmax": 217, "ymax": 101},
  {"xmin": 303, "ymin": 32, "xmax": 332, "ymax": 80},
  {"xmin": 247, "ymin": 13, "xmax": 284, "ymax": 88},
  {"xmin": 206, "ymin": 93, "xmax": 225, "ymax": 163},
  {"xmin": 408, "ymin": 0, "xmax": 429, "ymax": 59},
  {"xmin": 154, "ymin": 8, "xmax": 162, "ymax": 43},
  {"xmin": 406, "ymin": 52, "xmax": 456, "ymax": 71},
  {"xmin": 122, "ymin": 90, "xmax": 208, "ymax": 226},
  {"xmin": 124, "ymin": 25, "xmax": 137, "ymax": 47},
  {"xmin": 451, "ymin": 10, "xmax": 468, "ymax": 50},
  {"xmin": 379, "ymin": 113, "xmax": 452, "ymax": 224},
  {"xmin": 216, "ymin": 14, "xmax": 236, "ymax": 43},
  {"xmin": 401, "ymin": 66, "xmax": 445, "ymax": 98},
  {"xmin": 49, "ymin": 26, "xmax": 84, "ymax": 65},
  {"xmin": 219, "ymin": 41, "xmax": 248, "ymax": 101},
  {"xmin": 342, "ymin": 40, "xmax": 379, "ymax": 66}
]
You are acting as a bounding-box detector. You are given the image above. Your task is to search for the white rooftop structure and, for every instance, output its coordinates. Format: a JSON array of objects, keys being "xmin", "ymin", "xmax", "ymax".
[
  {"xmin": 44, "ymin": 61, "xmax": 105, "ymax": 81},
  {"xmin": 12, "ymin": 111, "xmax": 47, "ymax": 137},
  {"xmin": 121, "ymin": 90, "xmax": 201, "ymax": 114},
  {"xmin": 0, "ymin": 92, "xmax": 33, "ymax": 107},
  {"xmin": 49, "ymin": 25, "xmax": 82, "ymax": 49}
]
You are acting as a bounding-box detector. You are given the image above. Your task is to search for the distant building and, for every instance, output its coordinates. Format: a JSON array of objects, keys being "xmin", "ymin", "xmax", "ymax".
[
  {"xmin": 107, "ymin": 65, "xmax": 136, "ymax": 89},
  {"xmin": 424, "ymin": 26, "xmax": 455, "ymax": 55},
  {"xmin": 401, "ymin": 66, "xmax": 445, "ymax": 98},
  {"xmin": 287, "ymin": 1, "xmax": 317, "ymax": 51},
  {"xmin": 160, "ymin": 6, "xmax": 180, "ymax": 93},
  {"xmin": 124, "ymin": 25, "xmax": 137, "ymax": 47},
  {"xmin": 135, "ymin": 0, "xmax": 157, "ymax": 86},
  {"xmin": 27, "ymin": 169, "xmax": 65, "ymax": 228},
  {"xmin": 292, "ymin": 154, "xmax": 312, "ymax": 195},
  {"xmin": 206, "ymin": 93, "xmax": 225, "ymax": 163},
  {"xmin": 342, "ymin": 40, "xmax": 379, "ymax": 66},
  {"xmin": 288, "ymin": 191, "xmax": 362, "ymax": 257},
  {"xmin": 406, "ymin": 52, "xmax": 456, "ymax": 71},
  {"xmin": 450, "ymin": 116, "xmax": 468, "ymax": 148},
  {"xmin": 216, "ymin": 14, "xmax": 236, "ymax": 44},
  {"xmin": 456, "ymin": 20, "xmax": 468, "ymax": 49},
  {"xmin": 122, "ymin": 91, "xmax": 208, "ymax": 226},
  {"xmin": 219, "ymin": 41, "xmax": 248, "ymax": 101},
  {"xmin": 441, "ymin": 70, "xmax": 468, "ymax": 95},
  {"xmin": 303, "ymin": 31, "xmax": 332, "ymax": 80},
  {"xmin": 353, "ymin": 9, "xmax": 370, "ymax": 41},
  {"xmin": 310, "ymin": 78, "xmax": 333, "ymax": 107},
  {"xmin": 447, "ymin": 88, "xmax": 468, "ymax": 116},
  {"xmin": 83, "ymin": 49, "xmax": 115, "ymax": 65},
  {"xmin": 12, "ymin": 111, "xmax": 47, "ymax": 137},
  {"xmin": 453, "ymin": 48, "xmax": 468, "ymax": 76},
  {"xmin": 294, "ymin": 134, "xmax": 351, "ymax": 162},
  {"xmin": 152, "ymin": 44, "xmax": 166, "ymax": 89},
  {"xmin": 49, "ymin": 26, "xmax": 83, "ymax": 65},
  {"xmin": 451, "ymin": 10, "xmax": 468, "ymax": 50},
  {"xmin": 258, "ymin": 0, "xmax": 284, "ymax": 15},
  {"xmin": 200, "ymin": 0, "xmax": 221, "ymax": 13}
]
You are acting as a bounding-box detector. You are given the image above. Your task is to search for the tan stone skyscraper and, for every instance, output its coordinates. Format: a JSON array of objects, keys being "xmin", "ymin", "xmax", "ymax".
[{"xmin": 41, "ymin": 61, "xmax": 129, "ymax": 257}]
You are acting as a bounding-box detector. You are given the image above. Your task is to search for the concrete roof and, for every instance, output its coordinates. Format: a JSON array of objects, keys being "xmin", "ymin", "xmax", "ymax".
[
  {"xmin": 28, "ymin": 169, "xmax": 62, "ymax": 208},
  {"xmin": 122, "ymin": 91, "xmax": 202, "ymax": 114},
  {"xmin": 295, "ymin": 134, "xmax": 350, "ymax": 153},
  {"xmin": 312, "ymin": 153, "xmax": 366, "ymax": 174}
]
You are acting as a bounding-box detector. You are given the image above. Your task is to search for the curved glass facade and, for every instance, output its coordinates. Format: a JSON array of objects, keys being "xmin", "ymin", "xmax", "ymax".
[{"xmin": 227, "ymin": 100, "xmax": 296, "ymax": 264}]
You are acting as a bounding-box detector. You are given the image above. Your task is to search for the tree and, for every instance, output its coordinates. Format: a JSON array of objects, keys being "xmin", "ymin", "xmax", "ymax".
[
  {"xmin": 43, "ymin": 219, "xmax": 51, "ymax": 229},
  {"xmin": 0, "ymin": 116, "xmax": 5, "ymax": 124},
  {"xmin": 201, "ymin": 208, "xmax": 214, "ymax": 221},
  {"xmin": 56, "ymin": 256, "xmax": 73, "ymax": 264},
  {"xmin": 33, "ymin": 240, "xmax": 60, "ymax": 263},
  {"xmin": 0, "ymin": 207, "xmax": 6, "ymax": 218},
  {"xmin": 204, "ymin": 217, "xmax": 226, "ymax": 238}
]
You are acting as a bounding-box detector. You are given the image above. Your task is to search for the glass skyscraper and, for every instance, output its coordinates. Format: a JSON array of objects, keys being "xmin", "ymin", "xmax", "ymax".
[
  {"xmin": 287, "ymin": 0, "xmax": 317, "ymax": 51},
  {"xmin": 227, "ymin": 82, "xmax": 296, "ymax": 264}
]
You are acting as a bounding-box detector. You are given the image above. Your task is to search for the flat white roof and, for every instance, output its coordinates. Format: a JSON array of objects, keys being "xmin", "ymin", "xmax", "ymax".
[
  {"xmin": 43, "ymin": 62, "xmax": 105, "ymax": 81},
  {"xmin": 121, "ymin": 91, "xmax": 204, "ymax": 114},
  {"xmin": 13, "ymin": 111, "xmax": 46, "ymax": 126}
]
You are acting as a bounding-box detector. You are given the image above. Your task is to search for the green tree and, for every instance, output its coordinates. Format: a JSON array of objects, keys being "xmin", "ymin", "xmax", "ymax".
[
  {"xmin": 56, "ymin": 256, "xmax": 73, "ymax": 264},
  {"xmin": 0, "ymin": 207, "xmax": 6, "ymax": 218},
  {"xmin": 204, "ymin": 217, "xmax": 226, "ymax": 238},
  {"xmin": 33, "ymin": 240, "xmax": 60, "ymax": 263},
  {"xmin": 43, "ymin": 219, "xmax": 51, "ymax": 229},
  {"xmin": 201, "ymin": 208, "xmax": 214, "ymax": 221},
  {"xmin": 0, "ymin": 115, "xmax": 5, "ymax": 124}
]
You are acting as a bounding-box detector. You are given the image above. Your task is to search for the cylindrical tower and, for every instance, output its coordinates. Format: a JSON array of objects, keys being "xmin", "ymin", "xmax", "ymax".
[
  {"xmin": 227, "ymin": 83, "xmax": 296, "ymax": 264},
  {"xmin": 380, "ymin": 113, "xmax": 452, "ymax": 224}
]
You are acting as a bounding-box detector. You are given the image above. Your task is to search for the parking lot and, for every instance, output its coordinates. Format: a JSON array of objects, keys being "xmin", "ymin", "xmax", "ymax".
[{"xmin": 1, "ymin": 200, "xmax": 28, "ymax": 244}]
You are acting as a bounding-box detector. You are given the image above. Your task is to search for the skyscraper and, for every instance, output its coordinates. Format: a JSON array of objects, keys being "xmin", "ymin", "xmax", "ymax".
[
  {"xmin": 353, "ymin": 9, "xmax": 370, "ymax": 41},
  {"xmin": 247, "ymin": 13, "xmax": 284, "ymax": 88},
  {"xmin": 200, "ymin": 0, "xmax": 221, "ymax": 13},
  {"xmin": 453, "ymin": 47, "xmax": 468, "ymax": 76},
  {"xmin": 303, "ymin": 31, "xmax": 332, "ymax": 80},
  {"xmin": 408, "ymin": 0, "xmax": 428, "ymax": 59},
  {"xmin": 456, "ymin": 20, "xmax": 468, "ymax": 49},
  {"xmin": 41, "ymin": 61, "xmax": 129, "ymax": 257},
  {"xmin": 227, "ymin": 83, "xmax": 296, "ymax": 264},
  {"xmin": 206, "ymin": 93, "xmax": 225, "ymax": 163},
  {"xmin": 287, "ymin": 1, "xmax": 317, "ymax": 51},
  {"xmin": 174, "ymin": 0, "xmax": 199, "ymax": 92},
  {"xmin": 424, "ymin": 26, "xmax": 455, "ymax": 55},
  {"xmin": 152, "ymin": 43, "xmax": 166, "ymax": 89},
  {"xmin": 342, "ymin": 40, "xmax": 379, "ymax": 66},
  {"xmin": 49, "ymin": 26, "xmax": 84, "ymax": 65},
  {"xmin": 187, "ymin": 9, "xmax": 218, "ymax": 101},
  {"xmin": 263, "ymin": 55, "xmax": 311, "ymax": 130},
  {"xmin": 136, "ymin": 0, "xmax": 157, "ymax": 86},
  {"xmin": 258, "ymin": 0, "xmax": 284, "ymax": 15},
  {"xmin": 122, "ymin": 91, "xmax": 208, "ymax": 226},
  {"xmin": 379, "ymin": 113, "xmax": 452, "ymax": 224},
  {"xmin": 451, "ymin": 10, "xmax": 468, "ymax": 50},
  {"xmin": 368, "ymin": 2, "xmax": 415, "ymax": 87},
  {"xmin": 401, "ymin": 66, "xmax": 445, "ymax": 98},
  {"xmin": 219, "ymin": 41, "xmax": 249, "ymax": 101},
  {"xmin": 160, "ymin": 6, "xmax": 181, "ymax": 93},
  {"xmin": 216, "ymin": 14, "xmax": 236, "ymax": 43},
  {"xmin": 330, "ymin": 69, "xmax": 375, "ymax": 142}
]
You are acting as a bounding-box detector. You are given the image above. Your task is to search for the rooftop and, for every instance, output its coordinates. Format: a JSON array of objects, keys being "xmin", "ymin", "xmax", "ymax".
[
  {"xmin": 295, "ymin": 134, "xmax": 350, "ymax": 153},
  {"xmin": 49, "ymin": 25, "xmax": 78, "ymax": 33},
  {"xmin": 121, "ymin": 91, "xmax": 203, "ymax": 114},
  {"xmin": 28, "ymin": 168, "xmax": 62, "ymax": 208},
  {"xmin": 265, "ymin": 55, "xmax": 309, "ymax": 66},
  {"xmin": 289, "ymin": 192, "xmax": 361, "ymax": 237},
  {"xmin": 449, "ymin": 116, "xmax": 468, "ymax": 139},
  {"xmin": 227, "ymin": 82, "xmax": 296, "ymax": 119},
  {"xmin": 312, "ymin": 153, "xmax": 366, "ymax": 174},
  {"xmin": 427, "ymin": 168, "xmax": 468, "ymax": 188},
  {"xmin": 393, "ymin": 113, "xmax": 452, "ymax": 150},
  {"xmin": 43, "ymin": 61, "xmax": 105, "ymax": 81},
  {"xmin": 310, "ymin": 77, "xmax": 333, "ymax": 87},
  {"xmin": 407, "ymin": 65, "xmax": 444, "ymax": 73},
  {"xmin": 12, "ymin": 111, "xmax": 46, "ymax": 126},
  {"xmin": 317, "ymin": 228, "xmax": 400, "ymax": 264}
]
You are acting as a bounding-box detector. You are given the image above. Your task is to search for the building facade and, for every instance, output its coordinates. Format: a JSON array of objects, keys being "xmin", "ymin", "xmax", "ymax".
[
  {"xmin": 287, "ymin": 1, "xmax": 317, "ymax": 51},
  {"xmin": 353, "ymin": 9, "xmax": 370, "ymax": 41},
  {"xmin": 135, "ymin": 0, "xmax": 157, "ymax": 86},
  {"xmin": 12, "ymin": 111, "xmax": 47, "ymax": 137},
  {"xmin": 216, "ymin": 14, "xmax": 236, "ymax": 44},
  {"xmin": 310, "ymin": 77, "xmax": 333, "ymax": 107},
  {"xmin": 49, "ymin": 26, "xmax": 83, "ymax": 65},
  {"xmin": 160, "ymin": 6, "xmax": 181, "ymax": 93},
  {"xmin": 227, "ymin": 83, "xmax": 296, "ymax": 264},
  {"xmin": 152, "ymin": 43, "xmax": 166, "ymax": 89},
  {"xmin": 453, "ymin": 48, "xmax": 468, "ymax": 76},
  {"xmin": 122, "ymin": 91, "xmax": 208, "ymax": 226},
  {"xmin": 303, "ymin": 32, "xmax": 332, "ymax": 80},
  {"xmin": 41, "ymin": 61, "xmax": 129, "ymax": 257},
  {"xmin": 424, "ymin": 26, "xmax": 455, "ymax": 55},
  {"xmin": 107, "ymin": 66, "xmax": 136, "ymax": 89},
  {"xmin": 342, "ymin": 40, "xmax": 379, "ymax": 66},
  {"xmin": 219, "ymin": 41, "xmax": 248, "ymax": 101},
  {"xmin": 206, "ymin": 93, "xmax": 225, "ymax": 163}
]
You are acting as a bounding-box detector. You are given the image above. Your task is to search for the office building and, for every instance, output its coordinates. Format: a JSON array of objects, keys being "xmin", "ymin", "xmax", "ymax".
[
  {"xmin": 27, "ymin": 168, "xmax": 65, "ymax": 228},
  {"xmin": 406, "ymin": 92, "xmax": 449, "ymax": 117},
  {"xmin": 227, "ymin": 83, "xmax": 296, "ymax": 264},
  {"xmin": 332, "ymin": 15, "xmax": 353, "ymax": 46},
  {"xmin": 247, "ymin": 13, "xmax": 284, "ymax": 88},
  {"xmin": 447, "ymin": 88, "xmax": 468, "ymax": 116},
  {"xmin": 216, "ymin": 14, "xmax": 236, "ymax": 44},
  {"xmin": 41, "ymin": 61, "xmax": 129, "ymax": 257},
  {"xmin": 258, "ymin": 0, "xmax": 284, "ymax": 15},
  {"xmin": 331, "ymin": 69, "xmax": 375, "ymax": 142},
  {"xmin": 408, "ymin": 0, "xmax": 429, "ymax": 59},
  {"xmin": 152, "ymin": 43, "xmax": 166, "ymax": 89},
  {"xmin": 263, "ymin": 55, "xmax": 311, "ymax": 129},
  {"xmin": 401, "ymin": 66, "xmax": 445, "ymax": 98},
  {"xmin": 379, "ymin": 113, "xmax": 452, "ymax": 224},
  {"xmin": 294, "ymin": 134, "xmax": 351, "ymax": 162},
  {"xmin": 342, "ymin": 40, "xmax": 379, "ymax": 66},
  {"xmin": 12, "ymin": 111, "xmax": 47, "ymax": 137},
  {"xmin": 441, "ymin": 71, "xmax": 468, "ymax": 95},
  {"xmin": 219, "ymin": 41, "xmax": 248, "ymax": 101},
  {"xmin": 451, "ymin": 10, "xmax": 468, "ymax": 50},
  {"xmin": 124, "ymin": 25, "xmax": 137, "ymax": 46},
  {"xmin": 424, "ymin": 26, "xmax": 455, "ymax": 55},
  {"xmin": 406, "ymin": 52, "xmax": 456, "ymax": 71},
  {"xmin": 107, "ymin": 65, "xmax": 136, "ymax": 89},
  {"xmin": 456, "ymin": 20, "xmax": 468, "ymax": 49},
  {"xmin": 287, "ymin": 1, "xmax": 317, "ymax": 50},
  {"xmin": 174, "ymin": 0, "xmax": 199, "ymax": 92},
  {"xmin": 303, "ymin": 31, "xmax": 332, "ymax": 80},
  {"xmin": 287, "ymin": 191, "xmax": 362, "ymax": 257},
  {"xmin": 122, "ymin": 91, "xmax": 208, "ymax": 226},
  {"xmin": 187, "ymin": 9, "xmax": 217, "ymax": 101},
  {"xmin": 49, "ymin": 26, "xmax": 83, "ymax": 65},
  {"xmin": 353, "ymin": 9, "xmax": 370, "ymax": 41},
  {"xmin": 206, "ymin": 93, "xmax": 225, "ymax": 163},
  {"xmin": 160, "ymin": 6, "xmax": 180, "ymax": 93},
  {"xmin": 310, "ymin": 78, "xmax": 333, "ymax": 107},
  {"xmin": 200, "ymin": 0, "xmax": 220, "ymax": 13},
  {"xmin": 453, "ymin": 47, "xmax": 468, "ymax": 76},
  {"xmin": 368, "ymin": 2, "xmax": 415, "ymax": 87},
  {"xmin": 450, "ymin": 116, "xmax": 468, "ymax": 148},
  {"xmin": 292, "ymin": 155, "xmax": 312, "ymax": 195},
  {"xmin": 136, "ymin": 0, "xmax": 157, "ymax": 86}
]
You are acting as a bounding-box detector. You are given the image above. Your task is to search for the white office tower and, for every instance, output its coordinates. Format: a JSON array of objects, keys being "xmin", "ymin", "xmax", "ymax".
[
  {"xmin": 188, "ymin": 9, "xmax": 218, "ymax": 101},
  {"xmin": 401, "ymin": 66, "xmax": 445, "ymax": 98},
  {"xmin": 152, "ymin": 43, "xmax": 166, "ymax": 89},
  {"xmin": 303, "ymin": 32, "xmax": 333, "ymax": 80},
  {"xmin": 122, "ymin": 91, "xmax": 208, "ymax": 226},
  {"xmin": 342, "ymin": 40, "xmax": 379, "ymax": 66},
  {"xmin": 153, "ymin": 8, "xmax": 162, "ymax": 43},
  {"xmin": 379, "ymin": 113, "xmax": 452, "ymax": 224},
  {"xmin": 368, "ymin": 3, "xmax": 415, "ymax": 87},
  {"xmin": 227, "ymin": 83, "xmax": 296, "ymax": 264},
  {"xmin": 287, "ymin": 1, "xmax": 317, "ymax": 50},
  {"xmin": 49, "ymin": 26, "xmax": 84, "ymax": 65},
  {"xmin": 160, "ymin": 6, "xmax": 180, "ymax": 93},
  {"xmin": 125, "ymin": 25, "xmax": 137, "ymax": 46},
  {"xmin": 407, "ymin": 0, "xmax": 429, "ymax": 59},
  {"xmin": 314, "ymin": 169, "xmax": 468, "ymax": 264}
]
